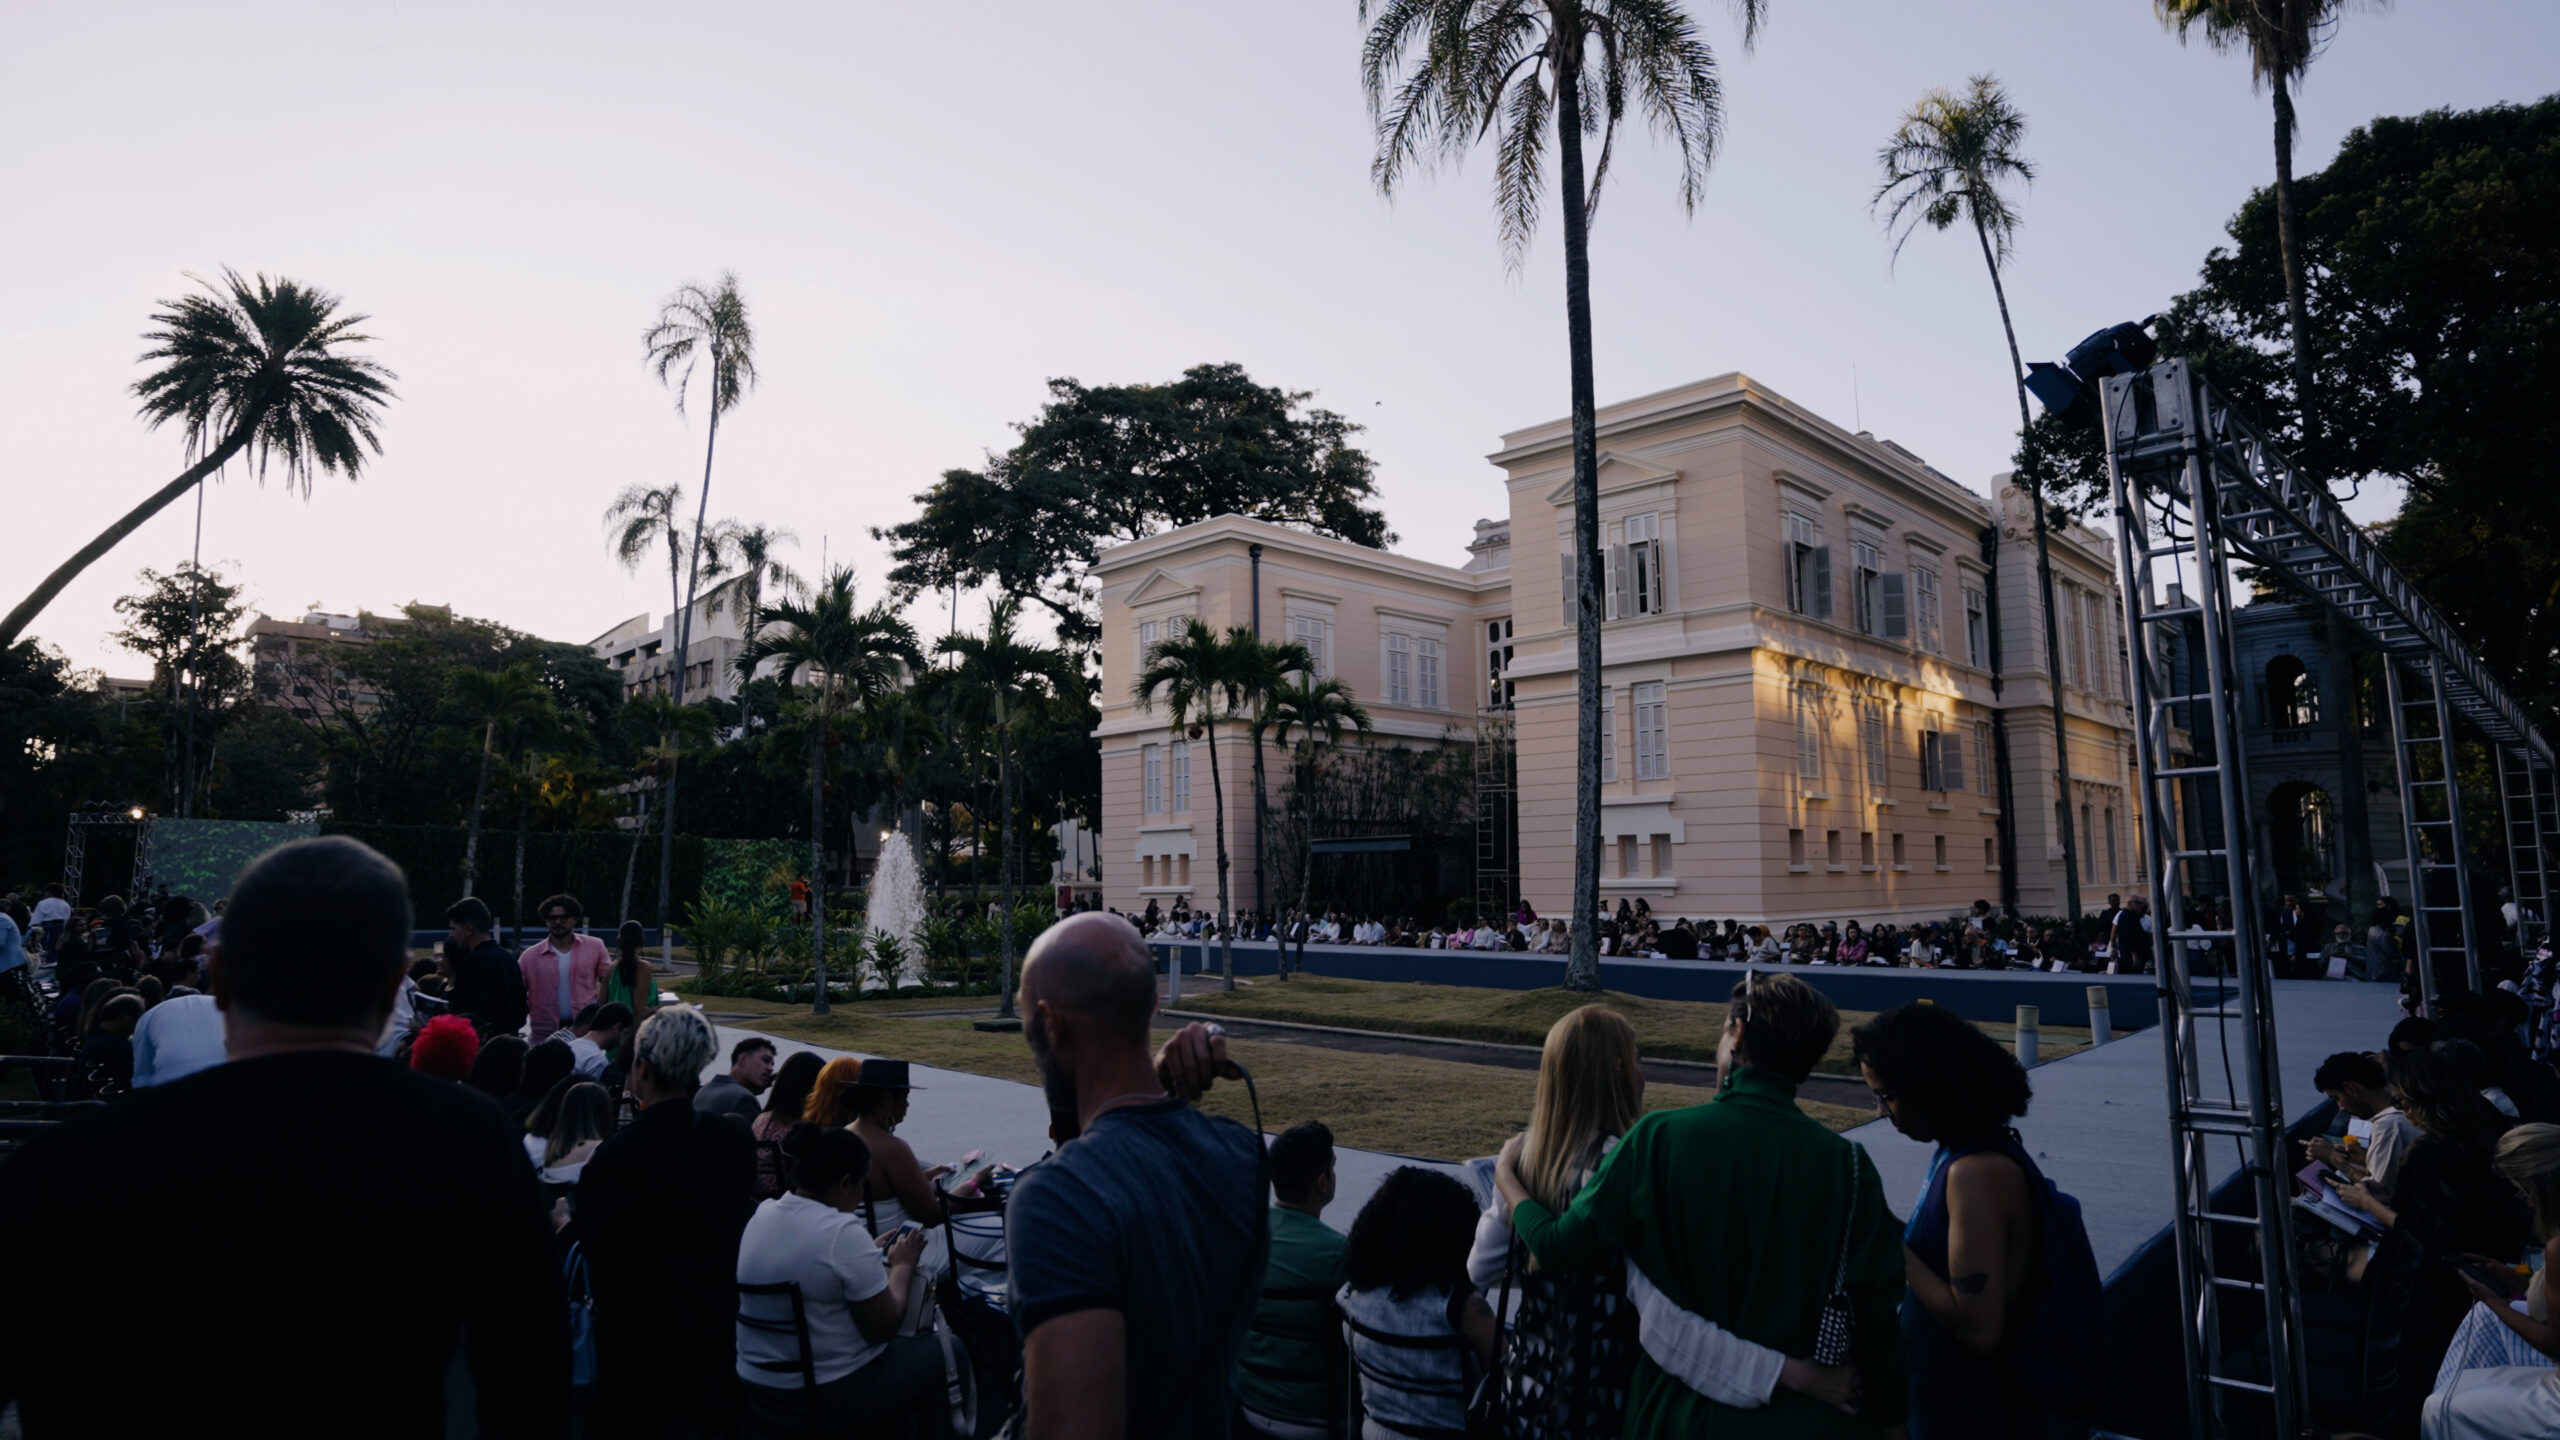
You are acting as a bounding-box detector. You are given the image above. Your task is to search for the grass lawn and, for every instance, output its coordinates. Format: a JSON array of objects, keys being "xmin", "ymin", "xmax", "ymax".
[
  {"xmin": 1172, "ymin": 975, "xmax": 2089, "ymax": 1075},
  {"xmin": 738, "ymin": 1008, "xmax": 1873, "ymax": 1161},
  {"xmin": 680, "ymin": 992, "xmax": 1001, "ymax": 1019}
]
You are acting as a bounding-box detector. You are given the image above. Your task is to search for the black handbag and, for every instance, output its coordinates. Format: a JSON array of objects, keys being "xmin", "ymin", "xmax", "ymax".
[{"xmin": 1811, "ymin": 1146, "xmax": 1863, "ymax": 1366}]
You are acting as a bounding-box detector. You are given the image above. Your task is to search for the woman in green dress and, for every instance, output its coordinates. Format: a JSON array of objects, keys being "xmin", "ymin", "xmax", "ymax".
[{"xmin": 605, "ymin": 920, "xmax": 657, "ymax": 1012}]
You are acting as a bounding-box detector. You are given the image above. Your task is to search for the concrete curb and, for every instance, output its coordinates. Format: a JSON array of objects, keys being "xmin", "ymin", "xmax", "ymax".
[{"xmin": 1160, "ymin": 1007, "xmax": 1721, "ymax": 1071}]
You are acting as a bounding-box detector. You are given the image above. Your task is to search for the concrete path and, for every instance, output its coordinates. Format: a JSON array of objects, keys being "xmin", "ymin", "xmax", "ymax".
[{"xmin": 706, "ymin": 1022, "xmax": 1470, "ymax": 1226}]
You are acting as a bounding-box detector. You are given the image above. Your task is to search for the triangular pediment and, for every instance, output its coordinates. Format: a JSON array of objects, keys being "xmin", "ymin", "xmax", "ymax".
[
  {"xmin": 1542, "ymin": 450, "xmax": 1683, "ymax": 506},
  {"xmin": 1123, "ymin": 568, "xmax": 1201, "ymax": 607}
]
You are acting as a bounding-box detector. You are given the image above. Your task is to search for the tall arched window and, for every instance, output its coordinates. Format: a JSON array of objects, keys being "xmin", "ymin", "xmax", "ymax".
[{"xmin": 2267, "ymin": 655, "xmax": 2320, "ymax": 730}]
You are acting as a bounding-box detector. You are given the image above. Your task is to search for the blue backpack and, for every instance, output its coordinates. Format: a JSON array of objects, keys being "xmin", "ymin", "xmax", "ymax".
[{"xmin": 2006, "ymin": 1145, "xmax": 2108, "ymax": 1413}]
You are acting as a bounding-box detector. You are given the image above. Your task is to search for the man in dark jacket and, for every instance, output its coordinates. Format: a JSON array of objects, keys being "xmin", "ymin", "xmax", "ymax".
[
  {"xmin": 580, "ymin": 1003, "xmax": 759, "ymax": 1438},
  {"xmin": 446, "ymin": 897, "xmax": 530, "ymax": 1038}
]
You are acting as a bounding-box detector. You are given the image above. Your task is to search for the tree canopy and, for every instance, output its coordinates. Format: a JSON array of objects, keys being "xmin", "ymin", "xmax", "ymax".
[
  {"xmin": 876, "ymin": 362, "xmax": 1393, "ymax": 646},
  {"xmin": 2016, "ymin": 96, "xmax": 2560, "ymax": 723}
]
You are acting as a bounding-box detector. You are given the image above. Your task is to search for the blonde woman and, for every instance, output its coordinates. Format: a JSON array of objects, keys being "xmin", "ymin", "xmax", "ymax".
[{"xmin": 2425, "ymin": 1122, "xmax": 2560, "ymax": 1437}]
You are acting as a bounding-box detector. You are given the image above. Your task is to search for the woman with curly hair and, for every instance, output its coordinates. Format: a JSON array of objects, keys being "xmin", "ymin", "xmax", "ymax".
[
  {"xmin": 1852, "ymin": 1000, "xmax": 2044, "ymax": 1437},
  {"xmin": 1339, "ymin": 1166, "xmax": 1499, "ymax": 1438}
]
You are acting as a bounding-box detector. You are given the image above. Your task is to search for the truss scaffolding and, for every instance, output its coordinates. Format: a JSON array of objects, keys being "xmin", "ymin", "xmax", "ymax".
[{"xmin": 2103, "ymin": 357, "xmax": 2555, "ymax": 1437}]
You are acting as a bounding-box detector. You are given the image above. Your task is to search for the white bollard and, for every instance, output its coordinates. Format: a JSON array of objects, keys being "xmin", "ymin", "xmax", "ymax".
[
  {"xmin": 2086, "ymin": 987, "xmax": 2113, "ymax": 1046},
  {"xmin": 2016, "ymin": 1004, "xmax": 2041, "ymax": 1070},
  {"xmin": 1167, "ymin": 943, "xmax": 1183, "ymax": 1006}
]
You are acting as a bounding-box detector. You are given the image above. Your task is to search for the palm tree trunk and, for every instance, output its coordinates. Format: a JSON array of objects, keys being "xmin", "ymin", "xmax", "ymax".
[
  {"xmin": 1978, "ymin": 214, "xmax": 2081, "ymax": 922},
  {"xmin": 512, "ymin": 780, "xmax": 529, "ymax": 947},
  {"xmin": 0, "ymin": 424, "xmax": 261, "ymax": 648},
  {"xmin": 619, "ymin": 795, "xmax": 643, "ymax": 923},
  {"xmin": 2271, "ymin": 76, "xmax": 2315, "ymax": 453},
  {"xmin": 1252, "ymin": 723, "xmax": 1270, "ymax": 973},
  {"xmin": 656, "ymin": 540, "xmax": 685, "ymax": 969},
  {"xmin": 1555, "ymin": 46, "xmax": 1605, "ymax": 994},
  {"xmin": 464, "ymin": 720, "xmax": 495, "ymax": 896},
  {"xmin": 810, "ymin": 715, "xmax": 830, "ymax": 1015},
  {"xmin": 997, "ymin": 716, "xmax": 1019, "ymax": 1020},
  {"xmin": 1207, "ymin": 719, "xmax": 1234, "ymax": 990}
]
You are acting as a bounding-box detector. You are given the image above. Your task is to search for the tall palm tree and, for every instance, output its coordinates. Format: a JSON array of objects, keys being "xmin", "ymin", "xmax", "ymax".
[
  {"xmin": 617, "ymin": 693, "xmax": 715, "ymax": 925},
  {"xmin": 2, "ymin": 270, "xmax": 395, "ymax": 647},
  {"xmin": 2157, "ymin": 0, "xmax": 2372, "ymax": 455},
  {"xmin": 641, "ymin": 272, "xmax": 757, "ymax": 970},
  {"xmin": 739, "ymin": 567, "xmax": 918, "ymax": 1014},
  {"xmin": 1263, "ymin": 671, "xmax": 1374, "ymax": 980},
  {"xmin": 607, "ymin": 482, "xmax": 691, "ymax": 665},
  {"xmin": 1245, "ymin": 639, "xmax": 1318, "ymax": 968},
  {"xmin": 942, "ymin": 598, "xmax": 1077, "ymax": 1018},
  {"xmin": 713, "ymin": 521, "xmax": 805, "ymax": 737},
  {"xmin": 1134, "ymin": 619, "xmax": 1270, "ymax": 992},
  {"xmin": 1360, "ymin": 0, "xmax": 1761, "ymax": 992},
  {"xmin": 451, "ymin": 663, "xmax": 552, "ymax": 898},
  {"xmin": 1875, "ymin": 75, "xmax": 2077, "ymax": 920}
]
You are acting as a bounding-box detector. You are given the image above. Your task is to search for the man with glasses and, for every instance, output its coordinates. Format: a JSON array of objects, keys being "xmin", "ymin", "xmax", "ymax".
[{"xmin": 519, "ymin": 893, "xmax": 612, "ymax": 1044}]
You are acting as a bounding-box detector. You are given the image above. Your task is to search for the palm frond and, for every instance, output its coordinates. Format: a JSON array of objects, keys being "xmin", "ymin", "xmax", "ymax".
[{"xmin": 642, "ymin": 271, "xmax": 758, "ymax": 421}]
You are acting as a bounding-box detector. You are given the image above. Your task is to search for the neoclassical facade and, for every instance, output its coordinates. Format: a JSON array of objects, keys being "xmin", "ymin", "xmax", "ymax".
[{"xmin": 1092, "ymin": 373, "xmax": 2142, "ymax": 927}]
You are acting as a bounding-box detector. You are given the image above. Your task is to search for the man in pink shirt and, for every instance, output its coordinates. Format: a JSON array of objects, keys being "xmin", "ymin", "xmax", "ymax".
[{"xmin": 520, "ymin": 894, "xmax": 613, "ymax": 1044}]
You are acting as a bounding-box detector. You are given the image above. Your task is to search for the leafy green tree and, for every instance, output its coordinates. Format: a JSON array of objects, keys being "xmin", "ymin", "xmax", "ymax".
[
  {"xmin": 942, "ymin": 599, "xmax": 1079, "ymax": 1016},
  {"xmin": 2157, "ymin": 0, "xmax": 2376, "ymax": 454},
  {"xmin": 1874, "ymin": 74, "xmax": 2075, "ymax": 917},
  {"xmin": 110, "ymin": 563, "xmax": 251, "ymax": 819},
  {"xmin": 640, "ymin": 271, "xmax": 758, "ymax": 969},
  {"xmin": 617, "ymin": 694, "xmax": 716, "ymax": 923},
  {"xmin": 450, "ymin": 663, "xmax": 554, "ymax": 898},
  {"xmin": 1359, "ymin": 0, "xmax": 1759, "ymax": 991},
  {"xmin": 1262, "ymin": 670, "xmax": 1373, "ymax": 979},
  {"xmin": 711, "ymin": 521, "xmax": 805, "ymax": 737},
  {"xmin": 1241, "ymin": 640, "xmax": 1318, "ymax": 948},
  {"xmin": 0, "ymin": 642, "xmax": 158, "ymax": 882},
  {"xmin": 878, "ymin": 363, "xmax": 1391, "ymax": 647},
  {"xmin": 1, "ymin": 270, "xmax": 396, "ymax": 648},
  {"xmin": 1134, "ymin": 619, "xmax": 1274, "ymax": 991},
  {"xmin": 740, "ymin": 568, "xmax": 920, "ymax": 1013}
]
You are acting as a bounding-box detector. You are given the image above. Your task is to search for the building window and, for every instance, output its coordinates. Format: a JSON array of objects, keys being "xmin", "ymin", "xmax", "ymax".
[
  {"xmin": 1386, "ymin": 631, "xmax": 1411, "ymax": 706},
  {"xmin": 1143, "ymin": 744, "xmax": 1163, "ymax": 815},
  {"xmin": 1964, "ymin": 585, "xmax": 1988, "ymax": 667},
  {"xmin": 2267, "ymin": 655, "xmax": 2319, "ymax": 730},
  {"xmin": 1914, "ymin": 565, "xmax": 1941, "ymax": 654},
  {"xmin": 1287, "ymin": 614, "xmax": 1329, "ymax": 676},
  {"xmin": 2082, "ymin": 593, "xmax": 2106, "ymax": 697},
  {"xmin": 1617, "ymin": 836, "xmax": 1637, "ymax": 879},
  {"xmin": 1170, "ymin": 741, "xmax": 1191, "ymax": 813},
  {"xmin": 1633, "ymin": 681, "xmax": 1669, "ymax": 781},
  {"xmin": 1789, "ymin": 828, "xmax": 1807, "ymax": 867},
  {"xmin": 2081, "ymin": 802, "xmax": 2095, "ymax": 882},
  {"xmin": 1852, "ymin": 541, "xmax": 1880, "ymax": 635},
  {"xmin": 1975, "ymin": 722, "xmax": 1994, "ymax": 799},
  {"xmin": 1485, "ymin": 618, "xmax": 1514, "ymax": 710},
  {"xmin": 1826, "ymin": 830, "xmax": 1844, "ymax": 867},
  {"xmin": 1610, "ymin": 512, "xmax": 1667, "ymax": 619},
  {"xmin": 1787, "ymin": 513, "xmax": 1831, "ymax": 619},
  {"xmin": 1418, "ymin": 637, "xmax": 1443, "ymax": 710},
  {"xmin": 1921, "ymin": 727, "xmax": 1967, "ymax": 793},
  {"xmin": 2105, "ymin": 805, "xmax": 2121, "ymax": 883},
  {"xmin": 1860, "ymin": 698, "xmax": 1887, "ymax": 790},
  {"xmin": 1860, "ymin": 831, "xmax": 1877, "ymax": 867},
  {"xmin": 1602, "ymin": 686, "xmax": 1618, "ymax": 783},
  {"xmin": 1982, "ymin": 836, "xmax": 1996, "ymax": 870},
  {"xmin": 1650, "ymin": 835, "xmax": 1671, "ymax": 878},
  {"xmin": 1793, "ymin": 682, "xmax": 1823, "ymax": 783},
  {"xmin": 1142, "ymin": 856, "xmax": 1155, "ymax": 886},
  {"xmin": 1177, "ymin": 855, "xmax": 1190, "ymax": 886},
  {"xmin": 1892, "ymin": 832, "xmax": 1908, "ymax": 866},
  {"xmin": 1935, "ymin": 833, "xmax": 1950, "ymax": 868}
]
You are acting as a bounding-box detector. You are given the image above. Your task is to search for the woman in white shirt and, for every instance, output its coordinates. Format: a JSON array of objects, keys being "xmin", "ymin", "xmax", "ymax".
[
  {"xmin": 526, "ymin": 1080, "xmax": 613, "ymax": 1184},
  {"xmin": 736, "ymin": 1123, "xmax": 945, "ymax": 1436}
]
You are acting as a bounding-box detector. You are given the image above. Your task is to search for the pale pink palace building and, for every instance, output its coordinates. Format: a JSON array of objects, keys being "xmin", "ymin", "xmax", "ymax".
[{"xmin": 1092, "ymin": 373, "xmax": 2142, "ymax": 929}]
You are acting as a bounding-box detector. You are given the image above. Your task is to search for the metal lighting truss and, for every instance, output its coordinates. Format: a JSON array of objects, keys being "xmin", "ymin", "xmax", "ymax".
[
  {"xmin": 62, "ymin": 808, "xmax": 155, "ymax": 910},
  {"xmin": 2102, "ymin": 358, "xmax": 2558, "ymax": 1436}
]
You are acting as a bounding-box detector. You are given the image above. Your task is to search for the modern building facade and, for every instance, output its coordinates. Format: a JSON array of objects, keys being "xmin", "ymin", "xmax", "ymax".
[{"xmin": 1092, "ymin": 373, "xmax": 2143, "ymax": 928}]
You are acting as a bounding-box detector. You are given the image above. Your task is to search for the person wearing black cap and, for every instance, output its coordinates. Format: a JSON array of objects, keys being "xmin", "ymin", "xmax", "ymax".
[{"xmin": 844, "ymin": 1057, "xmax": 957, "ymax": 1329}]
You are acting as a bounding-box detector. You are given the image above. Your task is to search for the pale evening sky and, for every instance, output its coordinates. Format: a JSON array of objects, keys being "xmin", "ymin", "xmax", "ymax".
[{"xmin": 4, "ymin": 0, "xmax": 2553, "ymax": 678}]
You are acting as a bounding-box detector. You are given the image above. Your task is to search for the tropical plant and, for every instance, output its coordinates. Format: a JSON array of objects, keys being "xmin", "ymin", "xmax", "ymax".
[
  {"xmin": 449, "ymin": 663, "xmax": 553, "ymax": 899},
  {"xmin": 680, "ymin": 894, "xmax": 775, "ymax": 978},
  {"xmin": 3, "ymin": 270, "xmax": 397, "ymax": 648},
  {"xmin": 2157, "ymin": 0, "xmax": 2379, "ymax": 457},
  {"xmin": 639, "ymin": 270, "xmax": 758, "ymax": 971},
  {"xmin": 712, "ymin": 520, "xmax": 805, "ymax": 737},
  {"xmin": 1243, "ymin": 640, "xmax": 1318, "ymax": 961},
  {"xmin": 1874, "ymin": 73, "xmax": 2075, "ymax": 918},
  {"xmin": 940, "ymin": 598, "xmax": 1078, "ymax": 1017},
  {"xmin": 1359, "ymin": 0, "xmax": 1759, "ymax": 991},
  {"xmin": 739, "ymin": 566, "xmax": 920, "ymax": 1013},
  {"xmin": 1263, "ymin": 670, "xmax": 1375, "ymax": 978},
  {"xmin": 864, "ymin": 929, "xmax": 908, "ymax": 994},
  {"xmin": 1134, "ymin": 618, "xmax": 1271, "ymax": 991}
]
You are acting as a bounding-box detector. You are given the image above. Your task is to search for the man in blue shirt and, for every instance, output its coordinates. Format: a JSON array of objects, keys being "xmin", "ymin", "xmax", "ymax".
[{"xmin": 1008, "ymin": 912, "xmax": 1268, "ymax": 1439}]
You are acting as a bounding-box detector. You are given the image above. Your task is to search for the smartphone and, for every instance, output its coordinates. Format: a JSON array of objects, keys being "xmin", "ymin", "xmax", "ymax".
[
  {"xmin": 2317, "ymin": 1168, "xmax": 2352, "ymax": 1189},
  {"xmin": 2453, "ymin": 1259, "xmax": 2511, "ymax": 1295}
]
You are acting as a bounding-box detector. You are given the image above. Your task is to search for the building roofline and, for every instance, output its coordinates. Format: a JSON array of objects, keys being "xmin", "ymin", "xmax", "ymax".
[{"xmin": 1091, "ymin": 513, "xmax": 1492, "ymax": 594}]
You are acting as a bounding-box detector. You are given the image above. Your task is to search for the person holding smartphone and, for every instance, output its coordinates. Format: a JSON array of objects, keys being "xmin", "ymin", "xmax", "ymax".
[{"xmin": 2428, "ymin": 1123, "xmax": 2560, "ymax": 1435}]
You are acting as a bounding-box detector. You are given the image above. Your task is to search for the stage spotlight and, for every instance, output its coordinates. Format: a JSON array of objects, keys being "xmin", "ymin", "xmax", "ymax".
[{"xmin": 2026, "ymin": 318, "xmax": 2162, "ymax": 422}]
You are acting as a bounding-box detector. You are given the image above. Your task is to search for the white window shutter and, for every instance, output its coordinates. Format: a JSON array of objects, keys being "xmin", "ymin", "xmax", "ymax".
[
  {"xmin": 1605, "ymin": 542, "xmax": 1629, "ymax": 621},
  {"xmin": 1882, "ymin": 573, "xmax": 1908, "ymax": 640},
  {"xmin": 1561, "ymin": 549, "xmax": 1578, "ymax": 627},
  {"xmin": 1811, "ymin": 546, "xmax": 1833, "ymax": 620},
  {"xmin": 1943, "ymin": 729, "xmax": 1966, "ymax": 793}
]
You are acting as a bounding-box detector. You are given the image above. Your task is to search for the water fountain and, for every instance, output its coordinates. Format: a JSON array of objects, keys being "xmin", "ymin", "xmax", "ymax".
[{"xmin": 864, "ymin": 829, "xmax": 928, "ymax": 986}]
